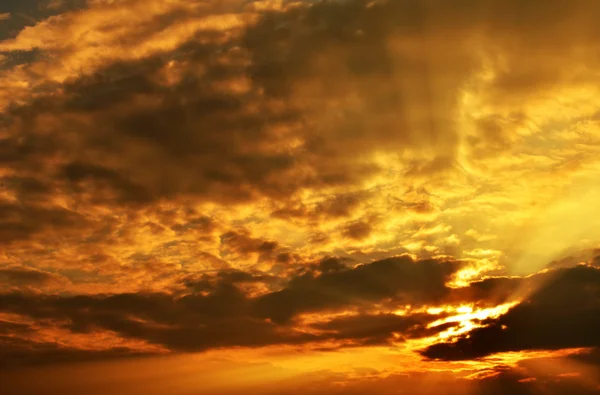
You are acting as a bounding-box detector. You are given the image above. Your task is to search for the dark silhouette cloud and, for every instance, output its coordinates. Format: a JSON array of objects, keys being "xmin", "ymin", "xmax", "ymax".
[
  {"xmin": 309, "ymin": 312, "xmax": 457, "ymax": 344},
  {"xmin": 0, "ymin": 255, "xmax": 466, "ymax": 367},
  {"xmin": 254, "ymin": 255, "xmax": 463, "ymax": 323},
  {"xmin": 422, "ymin": 266, "xmax": 600, "ymax": 360},
  {"xmin": 0, "ymin": 334, "xmax": 151, "ymax": 370}
]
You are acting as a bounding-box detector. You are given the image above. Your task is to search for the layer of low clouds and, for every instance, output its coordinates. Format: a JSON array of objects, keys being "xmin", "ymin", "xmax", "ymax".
[{"xmin": 2, "ymin": 258, "xmax": 599, "ymax": 369}]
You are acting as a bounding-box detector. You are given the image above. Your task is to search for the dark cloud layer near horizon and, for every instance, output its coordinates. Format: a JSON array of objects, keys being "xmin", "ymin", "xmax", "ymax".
[
  {"xmin": 1, "ymin": 258, "xmax": 599, "ymax": 370},
  {"xmin": 0, "ymin": 255, "xmax": 465, "ymax": 368}
]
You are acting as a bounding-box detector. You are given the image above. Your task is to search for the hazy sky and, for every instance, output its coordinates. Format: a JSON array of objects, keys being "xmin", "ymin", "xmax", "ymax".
[{"xmin": 1, "ymin": 1, "xmax": 600, "ymax": 394}]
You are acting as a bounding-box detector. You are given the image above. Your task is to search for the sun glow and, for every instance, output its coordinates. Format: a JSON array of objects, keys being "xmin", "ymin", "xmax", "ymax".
[{"xmin": 427, "ymin": 303, "xmax": 519, "ymax": 339}]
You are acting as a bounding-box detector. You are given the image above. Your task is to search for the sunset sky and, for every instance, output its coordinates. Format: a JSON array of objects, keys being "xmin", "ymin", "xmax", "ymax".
[{"xmin": 1, "ymin": 0, "xmax": 600, "ymax": 394}]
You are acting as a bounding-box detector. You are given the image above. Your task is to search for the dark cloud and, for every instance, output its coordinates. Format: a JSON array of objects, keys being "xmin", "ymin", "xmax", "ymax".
[
  {"xmin": 182, "ymin": 268, "xmax": 276, "ymax": 293},
  {"xmin": 0, "ymin": 283, "xmax": 315, "ymax": 362},
  {"xmin": 342, "ymin": 219, "xmax": 373, "ymax": 241},
  {"xmin": 61, "ymin": 161, "xmax": 152, "ymax": 205},
  {"xmin": 271, "ymin": 192, "xmax": 366, "ymax": 222},
  {"xmin": 0, "ymin": 267, "xmax": 67, "ymax": 288},
  {"xmin": 1, "ymin": 311, "xmax": 146, "ymax": 372},
  {"xmin": 446, "ymin": 276, "xmax": 525, "ymax": 307},
  {"xmin": 244, "ymin": 0, "xmax": 470, "ymax": 176},
  {"xmin": 0, "ymin": 202, "xmax": 86, "ymax": 244},
  {"xmin": 0, "ymin": 333, "xmax": 150, "ymax": 370},
  {"xmin": 0, "ymin": 319, "xmax": 31, "ymax": 335},
  {"xmin": 317, "ymin": 257, "xmax": 351, "ymax": 273},
  {"xmin": 170, "ymin": 214, "xmax": 215, "ymax": 235},
  {"xmin": 3, "ymin": 32, "xmax": 304, "ymax": 206},
  {"xmin": 254, "ymin": 255, "xmax": 463, "ymax": 323},
  {"xmin": 0, "ymin": 176, "xmax": 52, "ymax": 202},
  {"xmin": 0, "ymin": 0, "xmax": 88, "ymax": 43},
  {"xmin": 310, "ymin": 312, "xmax": 456, "ymax": 345},
  {"xmin": 422, "ymin": 265, "xmax": 600, "ymax": 360},
  {"xmin": 219, "ymin": 229, "xmax": 282, "ymax": 264},
  {"xmin": 0, "ymin": 1, "xmax": 485, "ymax": 210},
  {"xmin": 0, "ymin": 255, "xmax": 466, "ymax": 367},
  {"xmin": 2, "ymin": 0, "xmax": 599, "ymax": 219}
]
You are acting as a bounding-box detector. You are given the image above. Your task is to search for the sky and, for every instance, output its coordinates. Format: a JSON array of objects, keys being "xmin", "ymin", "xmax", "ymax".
[{"xmin": 1, "ymin": 0, "xmax": 600, "ymax": 394}]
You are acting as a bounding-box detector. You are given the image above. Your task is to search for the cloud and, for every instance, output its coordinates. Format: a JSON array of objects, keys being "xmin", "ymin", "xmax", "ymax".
[
  {"xmin": 309, "ymin": 312, "xmax": 457, "ymax": 344},
  {"xmin": 0, "ymin": 267, "xmax": 68, "ymax": 289},
  {"xmin": 0, "ymin": 255, "xmax": 465, "ymax": 366},
  {"xmin": 0, "ymin": 0, "xmax": 599, "ymax": 261},
  {"xmin": 422, "ymin": 265, "xmax": 600, "ymax": 360},
  {"xmin": 3, "ymin": 251, "xmax": 596, "ymax": 368},
  {"xmin": 0, "ymin": 201, "xmax": 86, "ymax": 244},
  {"xmin": 0, "ymin": 284, "xmax": 314, "ymax": 359},
  {"xmin": 253, "ymin": 255, "xmax": 462, "ymax": 323},
  {"xmin": 342, "ymin": 218, "xmax": 375, "ymax": 241},
  {"xmin": 6, "ymin": 0, "xmax": 585, "ymax": 213},
  {"xmin": 1, "ymin": 0, "xmax": 600, "ymax": 388},
  {"xmin": 0, "ymin": 334, "xmax": 151, "ymax": 369},
  {"xmin": 219, "ymin": 229, "xmax": 280, "ymax": 260}
]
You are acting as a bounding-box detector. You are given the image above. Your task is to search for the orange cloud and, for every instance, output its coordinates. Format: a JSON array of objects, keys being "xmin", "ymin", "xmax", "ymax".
[{"xmin": 1, "ymin": 0, "xmax": 600, "ymax": 393}]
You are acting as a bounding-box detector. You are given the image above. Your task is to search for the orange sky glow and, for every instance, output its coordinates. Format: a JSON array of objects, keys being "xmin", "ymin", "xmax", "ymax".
[{"xmin": 1, "ymin": 1, "xmax": 600, "ymax": 394}]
